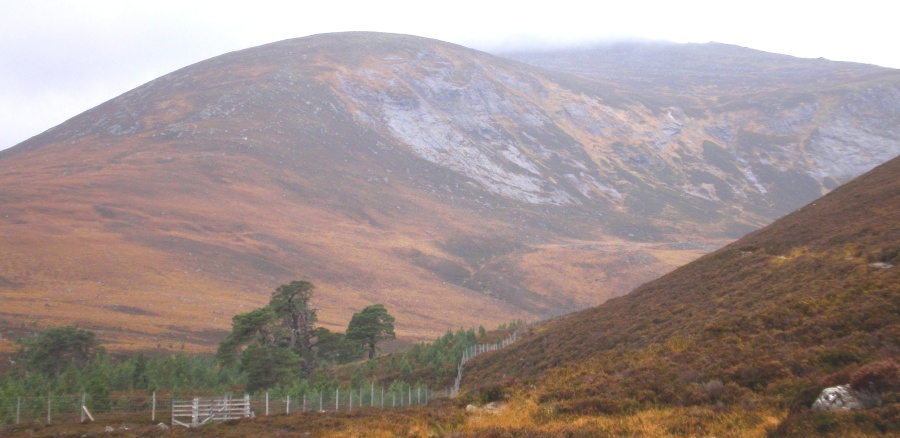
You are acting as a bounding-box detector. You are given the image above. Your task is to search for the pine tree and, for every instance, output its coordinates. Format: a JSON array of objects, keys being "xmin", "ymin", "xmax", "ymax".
[{"xmin": 346, "ymin": 304, "xmax": 396, "ymax": 360}]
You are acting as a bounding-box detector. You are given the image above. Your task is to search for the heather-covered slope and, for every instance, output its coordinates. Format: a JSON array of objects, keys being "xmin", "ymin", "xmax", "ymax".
[
  {"xmin": 464, "ymin": 155, "xmax": 899, "ymax": 434},
  {"xmin": 0, "ymin": 32, "xmax": 897, "ymax": 353}
]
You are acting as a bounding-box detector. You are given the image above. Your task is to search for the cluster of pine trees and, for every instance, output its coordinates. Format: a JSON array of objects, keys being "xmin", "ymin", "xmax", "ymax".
[
  {"xmin": 215, "ymin": 281, "xmax": 398, "ymax": 391},
  {"xmin": 1, "ymin": 281, "xmax": 525, "ymax": 400}
]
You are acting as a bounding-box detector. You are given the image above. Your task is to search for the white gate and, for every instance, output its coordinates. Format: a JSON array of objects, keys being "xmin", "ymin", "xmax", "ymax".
[{"xmin": 171, "ymin": 395, "xmax": 251, "ymax": 427}]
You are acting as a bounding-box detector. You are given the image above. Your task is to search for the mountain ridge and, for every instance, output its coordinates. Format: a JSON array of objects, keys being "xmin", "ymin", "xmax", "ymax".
[
  {"xmin": 0, "ymin": 32, "xmax": 897, "ymax": 352},
  {"xmin": 503, "ymin": 40, "xmax": 897, "ymax": 96}
]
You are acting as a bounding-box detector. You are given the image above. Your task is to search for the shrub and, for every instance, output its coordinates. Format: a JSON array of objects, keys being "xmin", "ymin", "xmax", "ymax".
[
  {"xmin": 819, "ymin": 369, "xmax": 853, "ymax": 388},
  {"xmin": 850, "ymin": 360, "xmax": 899, "ymax": 393},
  {"xmin": 475, "ymin": 382, "xmax": 508, "ymax": 404},
  {"xmin": 787, "ymin": 384, "xmax": 828, "ymax": 414},
  {"xmin": 555, "ymin": 395, "xmax": 639, "ymax": 415},
  {"xmin": 730, "ymin": 360, "xmax": 792, "ymax": 390},
  {"xmin": 818, "ymin": 349, "xmax": 864, "ymax": 368},
  {"xmin": 701, "ymin": 379, "xmax": 724, "ymax": 400},
  {"xmin": 812, "ymin": 411, "xmax": 836, "ymax": 434}
]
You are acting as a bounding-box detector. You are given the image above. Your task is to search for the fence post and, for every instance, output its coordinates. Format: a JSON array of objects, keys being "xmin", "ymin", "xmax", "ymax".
[
  {"xmin": 16, "ymin": 397, "xmax": 21, "ymax": 425},
  {"xmin": 244, "ymin": 394, "xmax": 250, "ymax": 418},
  {"xmin": 81, "ymin": 393, "xmax": 86, "ymax": 423},
  {"xmin": 371, "ymin": 383, "xmax": 374, "ymax": 407},
  {"xmin": 319, "ymin": 392, "xmax": 323, "ymax": 412},
  {"xmin": 335, "ymin": 389, "xmax": 339, "ymax": 411},
  {"xmin": 349, "ymin": 389, "xmax": 352, "ymax": 411},
  {"xmin": 47, "ymin": 394, "xmax": 51, "ymax": 425},
  {"xmin": 152, "ymin": 391, "xmax": 156, "ymax": 422},
  {"xmin": 191, "ymin": 397, "xmax": 199, "ymax": 427},
  {"xmin": 286, "ymin": 395, "xmax": 290, "ymax": 414},
  {"xmin": 381, "ymin": 386, "xmax": 384, "ymax": 408},
  {"xmin": 265, "ymin": 392, "xmax": 269, "ymax": 416},
  {"xmin": 303, "ymin": 394, "xmax": 306, "ymax": 412}
]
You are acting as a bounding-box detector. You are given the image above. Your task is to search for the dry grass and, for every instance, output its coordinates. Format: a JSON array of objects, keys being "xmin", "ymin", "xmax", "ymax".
[{"xmin": 459, "ymin": 391, "xmax": 786, "ymax": 437}]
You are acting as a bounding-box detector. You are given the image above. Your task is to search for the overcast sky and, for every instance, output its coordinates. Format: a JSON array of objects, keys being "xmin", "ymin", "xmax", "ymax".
[{"xmin": 1, "ymin": 0, "xmax": 897, "ymax": 151}]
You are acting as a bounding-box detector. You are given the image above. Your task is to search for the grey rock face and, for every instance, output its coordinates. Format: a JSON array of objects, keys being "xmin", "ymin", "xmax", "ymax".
[{"xmin": 811, "ymin": 385, "xmax": 881, "ymax": 411}]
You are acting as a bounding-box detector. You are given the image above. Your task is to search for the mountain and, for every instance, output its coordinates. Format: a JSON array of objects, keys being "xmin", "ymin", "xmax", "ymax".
[
  {"xmin": 463, "ymin": 154, "xmax": 899, "ymax": 434},
  {"xmin": 505, "ymin": 40, "xmax": 893, "ymax": 97},
  {"xmin": 0, "ymin": 32, "xmax": 898, "ymax": 352}
]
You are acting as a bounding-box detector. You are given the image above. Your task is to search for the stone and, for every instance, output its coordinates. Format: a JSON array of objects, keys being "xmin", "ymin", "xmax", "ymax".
[
  {"xmin": 811, "ymin": 385, "xmax": 881, "ymax": 411},
  {"xmin": 483, "ymin": 402, "xmax": 503, "ymax": 414}
]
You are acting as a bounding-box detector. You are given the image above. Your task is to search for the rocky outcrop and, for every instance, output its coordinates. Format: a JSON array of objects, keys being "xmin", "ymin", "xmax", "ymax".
[{"xmin": 811, "ymin": 385, "xmax": 881, "ymax": 411}]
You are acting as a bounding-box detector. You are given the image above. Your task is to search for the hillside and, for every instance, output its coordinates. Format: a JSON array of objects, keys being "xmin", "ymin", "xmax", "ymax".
[
  {"xmin": 462, "ymin": 155, "xmax": 900, "ymax": 435},
  {"xmin": 0, "ymin": 32, "xmax": 898, "ymax": 352},
  {"xmin": 13, "ymin": 152, "xmax": 897, "ymax": 438}
]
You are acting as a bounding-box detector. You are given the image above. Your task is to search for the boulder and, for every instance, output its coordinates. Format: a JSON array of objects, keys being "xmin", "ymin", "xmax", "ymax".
[
  {"xmin": 811, "ymin": 385, "xmax": 881, "ymax": 411},
  {"xmin": 483, "ymin": 402, "xmax": 503, "ymax": 414},
  {"xmin": 465, "ymin": 402, "xmax": 504, "ymax": 414}
]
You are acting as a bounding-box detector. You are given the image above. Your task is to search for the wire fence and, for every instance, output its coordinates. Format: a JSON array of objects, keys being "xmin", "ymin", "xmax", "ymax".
[
  {"xmin": 0, "ymin": 384, "xmax": 450, "ymax": 429},
  {"xmin": 452, "ymin": 330, "xmax": 521, "ymax": 396},
  {"xmin": 1, "ymin": 326, "xmax": 529, "ymax": 429}
]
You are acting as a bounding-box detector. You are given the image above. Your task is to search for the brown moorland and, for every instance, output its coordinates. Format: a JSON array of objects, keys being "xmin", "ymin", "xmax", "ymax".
[{"xmin": 12, "ymin": 156, "xmax": 898, "ymax": 437}]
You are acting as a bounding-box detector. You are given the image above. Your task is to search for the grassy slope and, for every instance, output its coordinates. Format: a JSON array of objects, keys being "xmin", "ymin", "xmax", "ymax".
[{"xmin": 458, "ymin": 155, "xmax": 900, "ymax": 435}]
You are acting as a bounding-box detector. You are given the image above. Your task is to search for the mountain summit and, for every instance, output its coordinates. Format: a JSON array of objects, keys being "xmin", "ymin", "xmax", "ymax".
[{"xmin": 1, "ymin": 32, "xmax": 898, "ymax": 350}]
